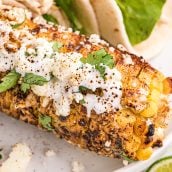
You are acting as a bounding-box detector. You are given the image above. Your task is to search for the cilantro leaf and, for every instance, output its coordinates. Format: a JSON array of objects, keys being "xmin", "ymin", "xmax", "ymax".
[
  {"xmin": 80, "ymin": 49, "xmax": 114, "ymax": 78},
  {"xmin": 79, "ymin": 86, "xmax": 90, "ymax": 92},
  {"xmin": 38, "ymin": 115, "xmax": 53, "ymax": 131},
  {"xmin": 20, "ymin": 83, "xmax": 30, "ymax": 93},
  {"xmin": 79, "ymin": 98, "xmax": 86, "ymax": 105},
  {"xmin": 0, "ymin": 71, "xmax": 20, "ymax": 93},
  {"xmin": 43, "ymin": 14, "xmax": 58, "ymax": 25},
  {"xmin": 23, "ymin": 73, "xmax": 48, "ymax": 85},
  {"xmin": 120, "ymin": 152, "xmax": 136, "ymax": 163},
  {"xmin": 21, "ymin": 73, "xmax": 48, "ymax": 93},
  {"xmin": 116, "ymin": 0, "xmax": 166, "ymax": 45},
  {"xmin": 52, "ymin": 41, "xmax": 62, "ymax": 52}
]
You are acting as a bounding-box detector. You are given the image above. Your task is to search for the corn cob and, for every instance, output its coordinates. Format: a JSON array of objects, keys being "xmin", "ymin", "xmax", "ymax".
[{"xmin": 0, "ymin": 6, "xmax": 171, "ymax": 161}]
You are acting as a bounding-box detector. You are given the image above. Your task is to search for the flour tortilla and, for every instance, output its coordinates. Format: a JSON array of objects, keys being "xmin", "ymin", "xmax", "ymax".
[
  {"xmin": 91, "ymin": 0, "xmax": 172, "ymax": 59},
  {"xmin": 72, "ymin": 0, "xmax": 99, "ymax": 34},
  {"xmin": 49, "ymin": 0, "xmax": 99, "ymax": 34},
  {"xmin": 47, "ymin": 5, "xmax": 71, "ymax": 28}
]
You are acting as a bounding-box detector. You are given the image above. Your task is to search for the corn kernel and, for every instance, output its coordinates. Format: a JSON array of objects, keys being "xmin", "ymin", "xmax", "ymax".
[
  {"xmin": 136, "ymin": 147, "xmax": 153, "ymax": 160},
  {"xmin": 148, "ymin": 89, "xmax": 160, "ymax": 104},
  {"xmin": 163, "ymin": 77, "xmax": 172, "ymax": 94},
  {"xmin": 150, "ymin": 78, "xmax": 163, "ymax": 92},
  {"xmin": 140, "ymin": 101, "xmax": 158, "ymax": 117},
  {"xmin": 134, "ymin": 117, "xmax": 147, "ymax": 136}
]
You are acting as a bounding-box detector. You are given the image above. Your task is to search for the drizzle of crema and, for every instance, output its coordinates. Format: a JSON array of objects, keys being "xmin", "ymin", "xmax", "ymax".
[{"xmin": 0, "ymin": 17, "xmax": 122, "ymax": 117}]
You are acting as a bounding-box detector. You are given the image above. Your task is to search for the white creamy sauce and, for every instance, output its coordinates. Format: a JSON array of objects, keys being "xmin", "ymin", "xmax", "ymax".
[
  {"xmin": 0, "ymin": 21, "xmax": 15, "ymax": 71},
  {"xmin": 33, "ymin": 52, "xmax": 122, "ymax": 117},
  {"xmin": 15, "ymin": 38, "xmax": 54, "ymax": 80},
  {"xmin": 0, "ymin": 12, "xmax": 123, "ymax": 117}
]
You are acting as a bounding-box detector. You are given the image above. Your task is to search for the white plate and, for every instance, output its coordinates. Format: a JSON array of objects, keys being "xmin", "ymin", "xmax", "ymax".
[{"xmin": 0, "ymin": 39, "xmax": 172, "ymax": 172}]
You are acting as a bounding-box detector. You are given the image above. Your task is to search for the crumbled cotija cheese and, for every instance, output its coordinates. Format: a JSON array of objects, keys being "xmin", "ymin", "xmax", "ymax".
[
  {"xmin": 45, "ymin": 149, "xmax": 56, "ymax": 157},
  {"xmin": 122, "ymin": 160, "xmax": 129, "ymax": 166},
  {"xmin": 71, "ymin": 161, "xmax": 85, "ymax": 172},
  {"xmin": 0, "ymin": 143, "xmax": 32, "ymax": 172},
  {"xmin": 88, "ymin": 34, "xmax": 108, "ymax": 46},
  {"xmin": 123, "ymin": 54, "xmax": 134, "ymax": 65}
]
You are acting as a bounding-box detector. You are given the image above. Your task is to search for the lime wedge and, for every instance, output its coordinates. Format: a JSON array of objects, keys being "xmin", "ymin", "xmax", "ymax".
[{"xmin": 146, "ymin": 156, "xmax": 172, "ymax": 172}]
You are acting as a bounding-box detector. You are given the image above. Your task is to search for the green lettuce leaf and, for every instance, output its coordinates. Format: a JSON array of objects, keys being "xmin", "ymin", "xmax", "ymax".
[
  {"xmin": 52, "ymin": 41, "xmax": 63, "ymax": 52},
  {"xmin": 55, "ymin": 0, "xmax": 85, "ymax": 33},
  {"xmin": 116, "ymin": 0, "xmax": 166, "ymax": 45}
]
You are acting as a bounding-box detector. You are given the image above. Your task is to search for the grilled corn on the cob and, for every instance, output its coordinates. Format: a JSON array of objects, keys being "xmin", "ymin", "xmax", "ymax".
[{"xmin": 0, "ymin": 6, "xmax": 171, "ymax": 161}]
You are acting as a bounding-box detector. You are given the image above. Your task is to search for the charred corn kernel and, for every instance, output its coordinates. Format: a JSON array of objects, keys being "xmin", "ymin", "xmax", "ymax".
[
  {"xmin": 140, "ymin": 136, "xmax": 155, "ymax": 149},
  {"xmin": 140, "ymin": 101, "xmax": 158, "ymax": 117},
  {"xmin": 148, "ymin": 89, "xmax": 161, "ymax": 104},
  {"xmin": 125, "ymin": 135, "xmax": 141, "ymax": 152},
  {"xmin": 138, "ymin": 69, "xmax": 153, "ymax": 86},
  {"xmin": 116, "ymin": 109, "xmax": 136, "ymax": 128},
  {"xmin": 136, "ymin": 147, "xmax": 153, "ymax": 160},
  {"xmin": 150, "ymin": 78, "xmax": 163, "ymax": 92},
  {"xmin": 163, "ymin": 77, "xmax": 172, "ymax": 94},
  {"xmin": 0, "ymin": 7, "xmax": 170, "ymax": 161},
  {"xmin": 134, "ymin": 117, "xmax": 147, "ymax": 136}
]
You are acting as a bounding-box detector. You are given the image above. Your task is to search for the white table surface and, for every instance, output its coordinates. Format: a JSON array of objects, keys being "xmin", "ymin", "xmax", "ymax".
[{"xmin": 0, "ymin": 39, "xmax": 172, "ymax": 172}]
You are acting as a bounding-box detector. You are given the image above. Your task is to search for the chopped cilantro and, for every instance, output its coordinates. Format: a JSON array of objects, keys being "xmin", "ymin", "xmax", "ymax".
[
  {"xmin": 38, "ymin": 115, "xmax": 53, "ymax": 131},
  {"xmin": 79, "ymin": 86, "xmax": 90, "ymax": 92},
  {"xmin": 120, "ymin": 152, "xmax": 136, "ymax": 163},
  {"xmin": 116, "ymin": 0, "xmax": 166, "ymax": 45},
  {"xmin": 78, "ymin": 86, "xmax": 91, "ymax": 95},
  {"xmin": 78, "ymin": 86, "xmax": 104, "ymax": 97},
  {"xmin": 23, "ymin": 73, "xmax": 48, "ymax": 85},
  {"xmin": 80, "ymin": 49, "xmax": 114, "ymax": 79},
  {"xmin": 21, "ymin": 83, "xmax": 30, "ymax": 93},
  {"xmin": 25, "ymin": 51, "xmax": 30, "ymax": 57},
  {"xmin": 21, "ymin": 73, "xmax": 48, "ymax": 93},
  {"xmin": 0, "ymin": 71, "xmax": 20, "ymax": 93},
  {"xmin": 79, "ymin": 99, "xmax": 86, "ymax": 105},
  {"xmin": 42, "ymin": 14, "xmax": 58, "ymax": 25},
  {"xmin": 52, "ymin": 41, "xmax": 62, "ymax": 52}
]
